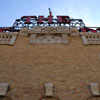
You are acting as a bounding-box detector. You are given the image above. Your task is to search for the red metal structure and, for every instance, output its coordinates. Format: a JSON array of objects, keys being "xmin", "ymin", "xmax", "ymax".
[
  {"xmin": 79, "ymin": 28, "xmax": 97, "ymax": 33},
  {"xmin": 0, "ymin": 9, "xmax": 99, "ymax": 33},
  {"xmin": 0, "ymin": 27, "xmax": 14, "ymax": 32}
]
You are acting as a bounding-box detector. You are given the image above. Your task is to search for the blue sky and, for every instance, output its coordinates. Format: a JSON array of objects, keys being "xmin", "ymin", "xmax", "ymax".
[{"xmin": 0, "ymin": 0, "xmax": 100, "ymax": 27}]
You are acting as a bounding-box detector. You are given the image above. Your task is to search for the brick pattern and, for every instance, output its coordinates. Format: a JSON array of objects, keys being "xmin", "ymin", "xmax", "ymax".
[
  {"xmin": 0, "ymin": 29, "xmax": 100, "ymax": 100},
  {"xmin": 0, "ymin": 36, "xmax": 100, "ymax": 100}
]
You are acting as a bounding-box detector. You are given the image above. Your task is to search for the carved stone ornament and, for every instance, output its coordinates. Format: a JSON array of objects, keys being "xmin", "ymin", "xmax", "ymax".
[{"xmin": 28, "ymin": 26, "xmax": 70, "ymax": 44}]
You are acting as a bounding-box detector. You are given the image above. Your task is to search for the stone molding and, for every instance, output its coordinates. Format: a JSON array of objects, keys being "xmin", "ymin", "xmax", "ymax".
[
  {"xmin": 0, "ymin": 32, "xmax": 18, "ymax": 45},
  {"xmin": 28, "ymin": 26, "xmax": 70, "ymax": 44},
  {"xmin": 80, "ymin": 33, "xmax": 100, "ymax": 45}
]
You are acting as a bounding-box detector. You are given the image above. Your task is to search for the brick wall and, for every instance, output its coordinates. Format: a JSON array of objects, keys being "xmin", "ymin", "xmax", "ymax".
[{"xmin": 0, "ymin": 35, "xmax": 100, "ymax": 100}]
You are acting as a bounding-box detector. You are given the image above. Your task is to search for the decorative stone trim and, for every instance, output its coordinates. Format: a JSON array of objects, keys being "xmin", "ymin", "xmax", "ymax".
[
  {"xmin": 0, "ymin": 83, "xmax": 9, "ymax": 96},
  {"xmin": 80, "ymin": 33, "xmax": 100, "ymax": 45},
  {"xmin": 90, "ymin": 83, "xmax": 100, "ymax": 96},
  {"xmin": 0, "ymin": 32, "xmax": 18, "ymax": 45},
  {"xmin": 29, "ymin": 26, "xmax": 70, "ymax": 44},
  {"xmin": 29, "ymin": 33, "xmax": 69, "ymax": 44},
  {"xmin": 45, "ymin": 83, "xmax": 53, "ymax": 97}
]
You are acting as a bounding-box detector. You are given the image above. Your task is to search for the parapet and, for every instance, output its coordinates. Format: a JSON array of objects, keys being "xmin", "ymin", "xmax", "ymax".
[{"xmin": 0, "ymin": 26, "xmax": 100, "ymax": 45}]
